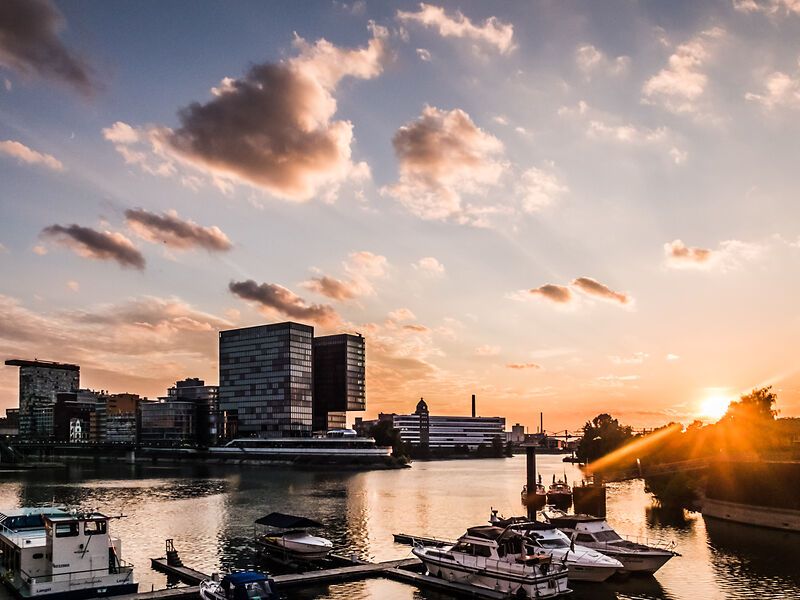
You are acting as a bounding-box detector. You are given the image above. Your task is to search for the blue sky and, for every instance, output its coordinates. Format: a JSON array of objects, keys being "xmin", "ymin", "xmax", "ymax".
[{"xmin": 2, "ymin": 0, "xmax": 800, "ymax": 430}]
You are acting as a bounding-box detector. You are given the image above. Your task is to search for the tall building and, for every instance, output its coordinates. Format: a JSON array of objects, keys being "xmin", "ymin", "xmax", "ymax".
[
  {"xmin": 219, "ymin": 322, "xmax": 314, "ymax": 438},
  {"xmin": 167, "ymin": 378, "xmax": 220, "ymax": 447},
  {"xmin": 138, "ymin": 400, "xmax": 195, "ymax": 446},
  {"xmin": 4, "ymin": 359, "xmax": 80, "ymax": 439},
  {"xmin": 312, "ymin": 333, "xmax": 365, "ymax": 431}
]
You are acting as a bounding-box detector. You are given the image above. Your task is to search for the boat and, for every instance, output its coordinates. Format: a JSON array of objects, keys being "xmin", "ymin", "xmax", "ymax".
[
  {"xmin": 200, "ymin": 571, "xmax": 277, "ymax": 600},
  {"xmin": 412, "ymin": 525, "xmax": 570, "ymax": 598},
  {"xmin": 542, "ymin": 510, "xmax": 678, "ymax": 575},
  {"xmin": 0, "ymin": 507, "xmax": 138, "ymax": 599},
  {"xmin": 521, "ymin": 474, "xmax": 548, "ymax": 511},
  {"xmin": 254, "ymin": 513, "xmax": 333, "ymax": 561},
  {"xmin": 546, "ymin": 475, "xmax": 573, "ymax": 509},
  {"xmin": 209, "ymin": 430, "xmax": 391, "ymax": 463}
]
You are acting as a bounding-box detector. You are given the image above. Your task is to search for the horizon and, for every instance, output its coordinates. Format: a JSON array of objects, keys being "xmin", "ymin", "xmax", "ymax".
[{"xmin": 2, "ymin": 0, "xmax": 800, "ymax": 432}]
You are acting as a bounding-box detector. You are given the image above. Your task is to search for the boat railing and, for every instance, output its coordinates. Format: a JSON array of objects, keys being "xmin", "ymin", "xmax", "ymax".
[
  {"xmin": 21, "ymin": 562, "xmax": 135, "ymax": 586},
  {"xmin": 597, "ymin": 533, "xmax": 677, "ymax": 553}
]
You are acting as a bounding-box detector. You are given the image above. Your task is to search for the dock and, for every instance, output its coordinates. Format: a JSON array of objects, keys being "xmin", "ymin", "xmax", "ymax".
[{"xmin": 393, "ymin": 532, "xmax": 451, "ymax": 547}]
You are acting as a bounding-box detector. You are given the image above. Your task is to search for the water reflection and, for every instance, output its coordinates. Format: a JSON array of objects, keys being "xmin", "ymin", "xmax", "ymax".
[{"xmin": 0, "ymin": 456, "xmax": 796, "ymax": 599}]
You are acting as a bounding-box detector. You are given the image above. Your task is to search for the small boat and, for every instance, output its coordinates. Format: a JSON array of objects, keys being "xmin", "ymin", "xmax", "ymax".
[
  {"xmin": 521, "ymin": 474, "xmax": 548, "ymax": 510},
  {"xmin": 542, "ymin": 510, "xmax": 678, "ymax": 575},
  {"xmin": 0, "ymin": 507, "xmax": 138, "ymax": 599},
  {"xmin": 547, "ymin": 475, "xmax": 573, "ymax": 509},
  {"xmin": 412, "ymin": 525, "xmax": 570, "ymax": 598},
  {"xmin": 200, "ymin": 571, "xmax": 277, "ymax": 600},
  {"xmin": 254, "ymin": 513, "xmax": 333, "ymax": 561}
]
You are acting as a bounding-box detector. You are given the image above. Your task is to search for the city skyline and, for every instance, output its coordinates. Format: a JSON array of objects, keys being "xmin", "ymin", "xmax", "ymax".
[{"xmin": 2, "ymin": 1, "xmax": 800, "ymax": 431}]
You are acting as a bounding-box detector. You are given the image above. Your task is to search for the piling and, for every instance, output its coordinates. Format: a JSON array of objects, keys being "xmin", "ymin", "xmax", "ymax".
[{"xmin": 526, "ymin": 445, "xmax": 537, "ymax": 520}]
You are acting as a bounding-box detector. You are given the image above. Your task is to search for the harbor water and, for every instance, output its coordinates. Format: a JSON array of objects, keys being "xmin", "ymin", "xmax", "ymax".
[{"xmin": 0, "ymin": 454, "xmax": 798, "ymax": 599}]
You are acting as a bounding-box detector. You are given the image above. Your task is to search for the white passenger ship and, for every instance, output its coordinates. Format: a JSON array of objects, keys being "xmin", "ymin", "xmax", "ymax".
[
  {"xmin": 0, "ymin": 507, "xmax": 138, "ymax": 599},
  {"xmin": 210, "ymin": 429, "xmax": 391, "ymax": 460}
]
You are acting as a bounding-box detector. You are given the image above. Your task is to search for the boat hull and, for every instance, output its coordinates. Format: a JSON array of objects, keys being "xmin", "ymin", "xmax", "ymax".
[
  {"xmin": 257, "ymin": 537, "xmax": 332, "ymax": 560},
  {"xmin": 566, "ymin": 562, "xmax": 618, "ymax": 582},
  {"xmin": 599, "ymin": 550, "xmax": 673, "ymax": 575},
  {"xmin": 546, "ymin": 492, "xmax": 572, "ymax": 509},
  {"xmin": 8, "ymin": 582, "xmax": 138, "ymax": 600},
  {"xmin": 413, "ymin": 549, "xmax": 569, "ymax": 598}
]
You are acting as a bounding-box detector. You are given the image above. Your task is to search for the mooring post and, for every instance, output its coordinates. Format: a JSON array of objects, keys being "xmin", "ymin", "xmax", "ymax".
[{"xmin": 526, "ymin": 445, "xmax": 537, "ymax": 520}]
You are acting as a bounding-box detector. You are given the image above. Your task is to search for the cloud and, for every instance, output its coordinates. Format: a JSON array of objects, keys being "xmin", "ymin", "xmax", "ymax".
[
  {"xmin": 229, "ymin": 279, "xmax": 340, "ymax": 327},
  {"xmin": 517, "ymin": 284, "xmax": 574, "ymax": 304},
  {"xmin": 596, "ymin": 374, "xmax": 640, "ymax": 387},
  {"xmin": 733, "ymin": 0, "xmax": 800, "ymax": 15},
  {"xmin": 642, "ymin": 27, "xmax": 724, "ymax": 114},
  {"xmin": 303, "ymin": 250, "xmax": 388, "ymax": 301},
  {"xmin": 666, "ymin": 353, "xmax": 681, "ymax": 361},
  {"xmin": 575, "ymin": 44, "xmax": 630, "ymax": 77},
  {"xmin": 610, "ymin": 352, "xmax": 649, "ymax": 365},
  {"xmin": 517, "ymin": 165, "xmax": 568, "ymax": 212},
  {"xmin": 0, "ymin": 0, "xmax": 95, "ymax": 95},
  {"xmin": 396, "ymin": 3, "xmax": 514, "ymax": 54},
  {"xmin": 0, "ymin": 139, "xmax": 63, "ymax": 171},
  {"xmin": 416, "ymin": 48, "xmax": 432, "ymax": 62},
  {"xmin": 40, "ymin": 224, "xmax": 145, "ymax": 270},
  {"xmin": 571, "ymin": 277, "xmax": 632, "ymax": 305},
  {"xmin": 104, "ymin": 25, "xmax": 387, "ymax": 200},
  {"xmin": 413, "ymin": 256, "xmax": 445, "ymax": 275},
  {"xmin": 388, "ymin": 308, "xmax": 416, "ymax": 322},
  {"xmin": 383, "ymin": 105, "xmax": 507, "ymax": 223},
  {"xmin": 66, "ymin": 280, "xmax": 79, "ymax": 292},
  {"xmin": 663, "ymin": 239, "xmax": 763, "ymax": 270},
  {"xmin": 587, "ymin": 120, "xmax": 667, "ymax": 145},
  {"xmin": 745, "ymin": 60, "xmax": 800, "ymax": 110},
  {"xmin": 506, "ymin": 362, "xmax": 542, "ymax": 370},
  {"xmin": 124, "ymin": 208, "xmax": 232, "ymax": 252},
  {"xmin": 474, "ymin": 344, "xmax": 500, "ymax": 356}
]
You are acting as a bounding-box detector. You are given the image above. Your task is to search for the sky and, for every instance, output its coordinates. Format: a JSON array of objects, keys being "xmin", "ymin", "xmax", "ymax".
[{"xmin": 1, "ymin": 0, "xmax": 800, "ymax": 432}]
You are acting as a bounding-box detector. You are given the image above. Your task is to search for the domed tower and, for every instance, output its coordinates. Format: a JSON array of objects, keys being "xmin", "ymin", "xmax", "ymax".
[
  {"xmin": 415, "ymin": 397, "xmax": 430, "ymax": 451},
  {"xmin": 415, "ymin": 398, "xmax": 428, "ymax": 415}
]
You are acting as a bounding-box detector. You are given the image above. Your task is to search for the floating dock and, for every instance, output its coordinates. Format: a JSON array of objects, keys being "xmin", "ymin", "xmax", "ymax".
[{"xmin": 392, "ymin": 532, "xmax": 451, "ymax": 547}]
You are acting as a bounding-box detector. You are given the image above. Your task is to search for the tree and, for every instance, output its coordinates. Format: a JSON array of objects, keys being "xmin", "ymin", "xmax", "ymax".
[
  {"xmin": 721, "ymin": 386, "xmax": 778, "ymax": 425},
  {"xmin": 576, "ymin": 413, "xmax": 634, "ymax": 464},
  {"xmin": 368, "ymin": 419, "xmax": 408, "ymax": 460}
]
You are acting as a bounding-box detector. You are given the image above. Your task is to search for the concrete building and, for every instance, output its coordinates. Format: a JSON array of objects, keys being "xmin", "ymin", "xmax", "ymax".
[
  {"xmin": 167, "ymin": 378, "xmax": 220, "ymax": 447},
  {"xmin": 219, "ymin": 322, "xmax": 314, "ymax": 438},
  {"xmin": 359, "ymin": 398, "xmax": 505, "ymax": 450},
  {"xmin": 4, "ymin": 359, "xmax": 80, "ymax": 439},
  {"xmin": 510, "ymin": 423, "xmax": 526, "ymax": 444},
  {"xmin": 312, "ymin": 334, "xmax": 365, "ymax": 431},
  {"xmin": 91, "ymin": 392, "xmax": 140, "ymax": 443},
  {"xmin": 138, "ymin": 399, "xmax": 195, "ymax": 446}
]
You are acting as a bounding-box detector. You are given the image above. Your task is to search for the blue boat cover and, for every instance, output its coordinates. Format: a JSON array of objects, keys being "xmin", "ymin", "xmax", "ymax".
[{"xmin": 223, "ymin": 571, "xmax": 269, "ymax": 585}]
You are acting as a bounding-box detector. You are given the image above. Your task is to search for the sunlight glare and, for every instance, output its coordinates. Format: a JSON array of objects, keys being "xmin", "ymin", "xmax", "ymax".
[{"xmin": 699, "ymin": 395, "xmax": 730, "ymax": 421}]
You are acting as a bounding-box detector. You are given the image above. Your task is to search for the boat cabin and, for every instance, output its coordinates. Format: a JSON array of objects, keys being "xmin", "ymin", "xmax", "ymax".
[
  {"xmin": 547, "ymin": 516, "xmax": 622, "ymax": 544},
  {"xmin": 218, "ymin": 572, "xmax": 276, "ymax": 600},
  {"xmin": 451, "ymin": 526, "xmax": 550, "ymax": 566}
]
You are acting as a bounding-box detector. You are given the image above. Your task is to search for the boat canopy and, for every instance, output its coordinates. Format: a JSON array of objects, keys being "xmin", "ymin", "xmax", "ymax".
[
  {"xmin": 465, "ymin": 526, "xmax": 507, "ymax": 540},
  {"xmin": 222, "ymin": 571, "xmax": 270, "ymax": 585},
  {"xmin": 254, "ymin": 512, "xmax": 323, "ymax": 529}
]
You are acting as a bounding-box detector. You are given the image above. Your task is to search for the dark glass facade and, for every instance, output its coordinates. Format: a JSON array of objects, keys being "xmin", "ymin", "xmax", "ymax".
[
  {"xmin": 138, "ymin": 400, "xmax": 195, "ymax": 446},
  {"xmin": 312, "ymin": 334, "xmax": 366, "ymax": 431},
  {"xmin": 219, "ymin": 322, "xmax": 314, "ymax": 437}
]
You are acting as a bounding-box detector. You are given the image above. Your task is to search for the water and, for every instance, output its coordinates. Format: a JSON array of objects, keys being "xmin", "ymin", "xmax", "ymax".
[{"xmin": 0, "ymin": 455, "xmax": 798, "ymax": 599}]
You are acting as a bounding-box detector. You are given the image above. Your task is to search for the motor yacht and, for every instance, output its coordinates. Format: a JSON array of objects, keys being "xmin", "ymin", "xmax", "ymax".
[
  {"xmin": 542, "ymin": 511, "xmax": 678, "ymax": 575},
  {"xmin": 254, "ymin": 513, "xmax": 333, "ymax": 561},
  {"xmin": 412, "ymin": 525, "xmax": 570, "ymax": 598},
  {"xmin": 0, "ymin": 507, "xmax": 137, "ymax": 599},
  {"xmin": 521, "ymin": 474, "xmax": 548, "ymax": 511},
  {"xmin": 200, "ymin": 571, "xmax": 277, "ymax": 600},
  {"xmin": 490, "ymin": 511, "xmax": 621, "ymax": 582},
  {"xmin": 546, "ymin": 476, "xmax": 573, "ymax": 509}
]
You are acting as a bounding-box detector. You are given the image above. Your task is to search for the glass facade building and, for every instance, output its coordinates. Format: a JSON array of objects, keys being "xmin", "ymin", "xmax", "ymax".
[
  {"xmin": 219, "ymin": 322, "xmax": 314, "ymax": 438},
  {"xmin": 138, "ymin": 400, "xmax": 195, "ymax": 446},
  {"xmin": 312, "ymin": 334, "xmax": 366, "ymax": 431}
]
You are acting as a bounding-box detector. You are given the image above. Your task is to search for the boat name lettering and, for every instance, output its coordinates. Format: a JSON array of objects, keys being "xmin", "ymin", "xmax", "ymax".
[{"xmin": 52, "ymin": 563, "xmax": 69, "ymax": 568}]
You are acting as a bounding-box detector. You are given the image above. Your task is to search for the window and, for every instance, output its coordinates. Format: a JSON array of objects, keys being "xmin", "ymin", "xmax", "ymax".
[
  {"xmin": 55, "ymin": 522, "xmax": 79, "ymax": 537},
  {"xmin": 575, "ymin": 534, "xmax": 594, "ymax": 543},
  {"xmin": 85, "ymin": 520, "xmax": 107, "ymax": 535},
  {"xmin": 593, "ymin": 530, "xmax": 621, "ymax": 542}
]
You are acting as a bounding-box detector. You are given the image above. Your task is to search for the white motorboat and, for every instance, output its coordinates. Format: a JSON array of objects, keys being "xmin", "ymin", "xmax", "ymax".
[
  {"xmin": 254, "ymin": 513, "xmax": 333, "ymax": 561},
  {"xmin": 490, "ymin": 511, "xmax": 621, "ymax": 582},
  {"xmin": 0, "ymin": 507, "xmax": 138, "ymax": 599},
  {"xmin": 412, "ymin": 525, "xmax": 570, "ymax": 598},
  {"xmin": 199, "ymin": 571, "xmax": 277, "ymax": 600},
  {"xmin": 542, "ymin": 511, "xmax": 678, "ymax": 575}
]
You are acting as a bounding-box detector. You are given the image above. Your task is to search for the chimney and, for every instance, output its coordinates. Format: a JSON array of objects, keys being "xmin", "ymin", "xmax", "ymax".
[
  {"xmin": 540, "ymin": 412, "xmax": 544, "ymax": 436},
  {"xmin": 471, "ymin": 394, "xmax": 476, "ymax": 418}
]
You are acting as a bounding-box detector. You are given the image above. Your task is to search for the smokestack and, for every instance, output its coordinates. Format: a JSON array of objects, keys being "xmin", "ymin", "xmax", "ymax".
[
  {"xmin": 471, "ymin": 394, "xmax": 476, "ymax": 418},
  {"xmin": 540, "ymin": 412, "xmax": 544, "ymax": 436}
]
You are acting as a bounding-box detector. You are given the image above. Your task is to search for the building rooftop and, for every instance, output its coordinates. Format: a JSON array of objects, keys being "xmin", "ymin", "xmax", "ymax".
[{"xmin": 4, "ymin": 359, "xmax": 80, "ymax": 371}]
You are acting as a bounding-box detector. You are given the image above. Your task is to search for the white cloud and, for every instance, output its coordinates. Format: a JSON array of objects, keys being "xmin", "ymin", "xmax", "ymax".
[
  {"xmin": 474, "ymin": 344, "xmax": 501, "ymax": 356},
  {"xmin": 666, "ymin": 353, "xmax": 681, "ymax": 361},
  {"xmin": 0, "ymin": 140, "xmax": 63, "ymax": 171},
  {"xmin": 733, "ymin": 0, "xmax": 800, "ymax": 15},
  {"xmin": 413, "ymin": 256, "xmax": 445, "ymax": 275},
  {"xmin": 416, "ymin": 48, "xmax": 432, "ymax": 62},
  {"xmin": 388, "ymin": 308, "xmax": 416, "ymax": 322},
  {"xmin": 575, "ymin": 44, "xmax": 630, "ymax": 77},
  {"xmin": 397, "ymin": 3, "xmax": 514, "ymax": 54},
  {"xmin": 746, "ymin": 60, "xmax": 800, "ymax": 110},
  {"xmin": 517, "ymin": 165, "xmax": 568, "ymax": 212},
  {"xmin": 642, "ymin": 27, "xmax": 724, "ymax": 114},
  {"xmin": 66, "ymin": 280, "xmax": 79, "ymax": 292},
  {"xmin": 664, "ymin": 239, "xmax": 763, "ymax": 271},
  {"xmin": 610, "ymin": 352, "xmax": 649, "ymax": 365}
]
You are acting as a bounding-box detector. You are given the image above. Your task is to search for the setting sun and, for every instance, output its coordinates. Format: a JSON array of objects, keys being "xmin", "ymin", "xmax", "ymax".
[{"xmin": 699, "ymin": 395, "xmax": 731, "ymax": 422}]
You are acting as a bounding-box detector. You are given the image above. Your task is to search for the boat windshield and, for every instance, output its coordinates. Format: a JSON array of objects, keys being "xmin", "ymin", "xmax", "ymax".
[
  {"xmin": 593, "ymin": 530, "xmax": 622, "ymax": 542},
  {"xmin": 537, "ymin": 538, "xmax": 570, "ymax": 549},
  {"xmin": 237, "ymin": 581, "xmax": 272, "ymax": 600}
]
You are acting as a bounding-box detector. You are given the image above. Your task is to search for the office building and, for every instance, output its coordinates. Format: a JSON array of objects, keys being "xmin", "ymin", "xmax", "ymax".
[
  {"xmin": 138, "ymin": 399, "xmax": 195, "ymax": 446},
  {"xmin": 359, "ymin": 398, "xmax": 505, "ymax": 450},
  {"xmin": 91, "ymin": 392, "xmax": 140, "ymax": 443},
  {"xmin": 167, "ymin": 378, "xmax": 220, "ymax": 446},
  {"xmin": 53, "ymin": 392, "xmax": 96, "ymax": 442},
  {"xmin": 4, "ymin": 359, "xmax": 80, "ymax": 439},
  {"xmin": 312, "ymin": 333, "xmax": 365, "ymax": 431},
  {"xmin": 219, "ymin": 322, "xmax": 314, "ymax": 438}
]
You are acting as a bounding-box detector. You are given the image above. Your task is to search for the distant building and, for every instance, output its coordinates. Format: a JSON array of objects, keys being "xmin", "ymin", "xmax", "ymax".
[
  {"xmin": 0, "ymin": 409, "xmax": 19, "ymax": 436},
  {"xmin": 167, "ymin": 378, "xmax": 220, "ymax": 447},
  {"xmin": 138, "ymin": 399, "xmax": 195, "ymax": 446},
  {"xmin": 312, "ymin": 334, "xmax": 365, "ymax": 431},
  {"xmin": 53, "ymin": 391, "xmax": 96, "ymax": 442},
  {"xmin": 219, "ymin": 322, "xmax": 314, "ymax": 438},
  {"xmin": 5, "ymin": 359, "xmax": 80, "ymax": 439},
  {"xmin": 510, "ymin": 423, "xmax": 526, "ymax": 444},
  {"xmin": 360, "ymin": 398, "xmax": 505, "ymax": 450}
]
